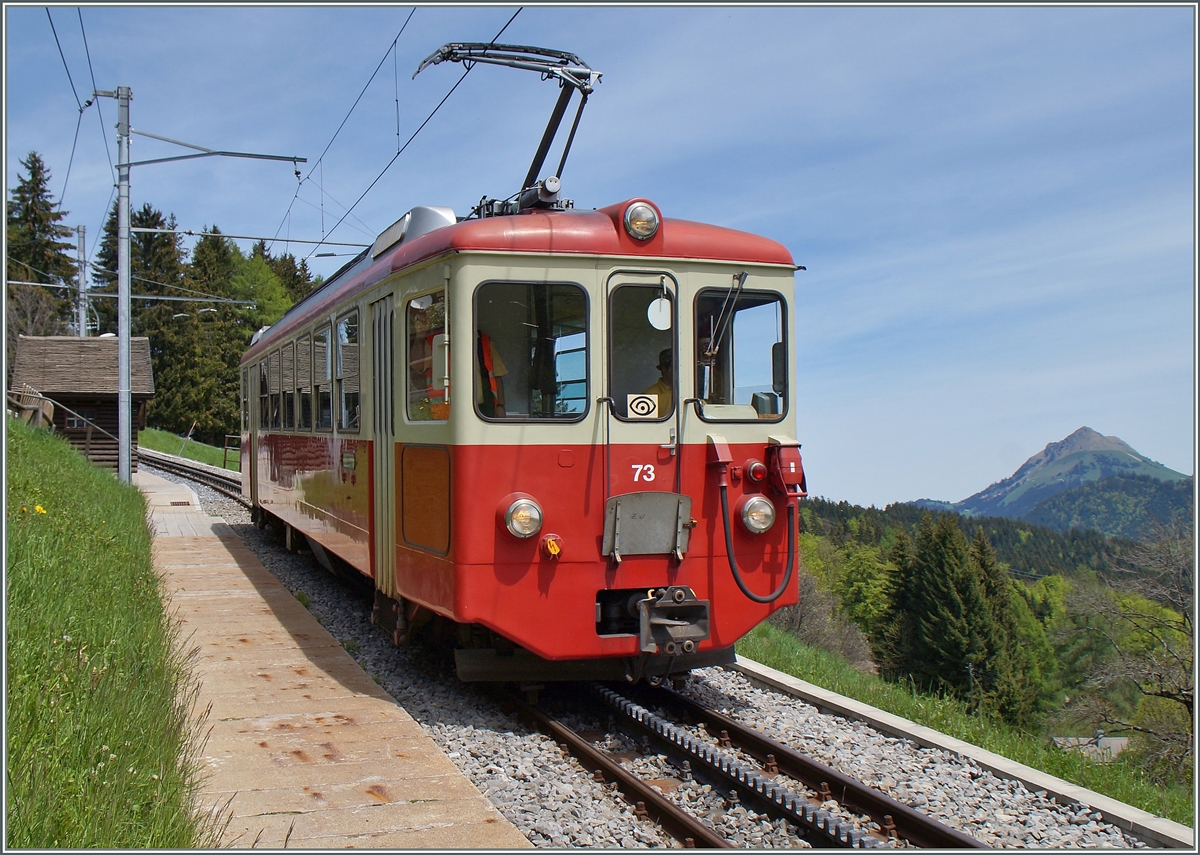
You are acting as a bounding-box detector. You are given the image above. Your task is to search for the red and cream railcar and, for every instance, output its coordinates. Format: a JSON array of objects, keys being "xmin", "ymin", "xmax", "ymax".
[{"xmin": 240, "ymin": 197, "xmax": 807, "ymax": 682}]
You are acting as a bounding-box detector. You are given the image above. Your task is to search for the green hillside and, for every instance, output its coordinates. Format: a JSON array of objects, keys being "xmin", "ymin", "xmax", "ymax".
[
  {"xmin": 1024, "ymin": 474, "xmax": 1194, "ymax": 541},
  {"xmin": 800, "ymin": 497, "xmax": 1120, "ymax": 580}
]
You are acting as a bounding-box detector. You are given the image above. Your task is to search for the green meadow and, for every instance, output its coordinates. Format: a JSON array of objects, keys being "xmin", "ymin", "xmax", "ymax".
[{"xmin": 6, "ymin": 420, "xmax": 219, "ymax": 847}]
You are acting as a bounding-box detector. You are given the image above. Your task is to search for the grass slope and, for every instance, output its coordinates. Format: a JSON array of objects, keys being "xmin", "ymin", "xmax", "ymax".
[
  {"xmin": 139, "ymin": 426, "xmax": 240, "ymax": 471},
  {"xmin": 6, "ymin": 420, "xmax": 218, "ymax": 847},
  {"xmin": 736, "ymin": 623, "xmax": 1193, "ymax": 827}
]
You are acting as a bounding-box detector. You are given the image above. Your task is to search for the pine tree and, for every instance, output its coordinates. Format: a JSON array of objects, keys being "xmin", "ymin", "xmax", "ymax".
[
  {"xmin": 250, "ymin": 239, "xmax": 316, "ymax": 303},
  {"xmin": 872, "ymin": 530, "xmax": 920, "ymax": 681},
  {"xmin": 146, "ymin": 229, "xmax": 241, "ymax": 442},
  {"xmin": 6, "ymin": 151, "xmax": 77, "ymax": 368},
  {"xmin": 873, "ymin": 515, "xmax": 997, "ymax": 704},
  {"xmin": 912, "ymin": 514, "xmax": 992, "ymax": 698},
  {"xmin": 969, "ymin": 527, "xmax": 1042, "ymax": 724},
  {"xmin": 91, "ymin": 202, "xmax": 187, "ymax": 334},
  {"xmin": 87, "ymin": 207, "xmax": 303, "ymax": 443}
]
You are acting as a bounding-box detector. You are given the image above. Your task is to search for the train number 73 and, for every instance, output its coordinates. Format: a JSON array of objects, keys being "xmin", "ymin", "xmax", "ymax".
[{"xmin": 631, "ymin": 464, "xmax": 656, "ymax": 482}]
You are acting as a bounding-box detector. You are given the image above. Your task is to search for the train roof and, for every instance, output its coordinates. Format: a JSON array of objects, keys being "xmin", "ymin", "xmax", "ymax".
[{"xmin": 243, "ymin": 199, "xmax": 795, "ymax": 362}]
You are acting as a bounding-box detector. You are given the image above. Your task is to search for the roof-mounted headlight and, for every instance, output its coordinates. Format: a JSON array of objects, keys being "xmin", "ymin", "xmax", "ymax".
[{"xmin": 624, "ymin": 202, "xmax": 659, "ymax": 240}]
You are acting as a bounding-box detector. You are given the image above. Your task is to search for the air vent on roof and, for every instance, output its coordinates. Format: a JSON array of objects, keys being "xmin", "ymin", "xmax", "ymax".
[{"xmin": 370, "ymin": 206, "xmax": 456, "ymax": 258}]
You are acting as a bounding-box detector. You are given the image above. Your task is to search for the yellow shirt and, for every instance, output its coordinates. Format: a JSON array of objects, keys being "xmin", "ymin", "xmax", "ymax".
[{"xmin": 642, "ymin": 377, "xmax": 672, "ymax": 414}]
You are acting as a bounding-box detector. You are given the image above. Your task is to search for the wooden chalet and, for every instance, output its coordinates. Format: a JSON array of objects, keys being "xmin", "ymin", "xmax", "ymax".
[{"xmin": 10, "ymin": 335, "xmax": 155, "ymax": 471}]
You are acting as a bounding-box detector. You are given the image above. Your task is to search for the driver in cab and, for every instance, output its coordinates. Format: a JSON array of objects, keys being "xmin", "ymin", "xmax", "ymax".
[{"xmin": 642, "ymin": 348, "xmax": 672, "ymax": 414}]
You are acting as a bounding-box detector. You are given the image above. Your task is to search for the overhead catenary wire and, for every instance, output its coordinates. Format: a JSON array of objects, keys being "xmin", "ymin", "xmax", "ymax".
[
  {"xmin": 78, "ymin": 8, "xmax": 116, "ymax": 268},
  {"xmin": 302, "ymin": 7, "xmax": 523, "ymax": 262},
  {"xmin": 46, "ymin": 8, "xmax": 83, "ymax": 111},
  {"xmin": 77, "ymin": 10, "xmax": 112, "ymax": 172},
  {"xmin": 290, "ymin": 190, "xmax": 376, "ymax": 241},
  {"xmin": 7, "ymin": 279, "xmax": 253, "ymax": 306},
  {"xmin": 14, "ymin": 256, "xmax": 253, "ymax": 306},
  {"xmin": 46, "ymin": 8, "xmax": 88, "ymax": 210},
  {"xmin": 271, "ymin": 8, "xmax": 417, "ymax": 249},
  {"xmin": 306, "ymin": 8, "xmax": 416, "ymax": 184},
  {"xmin": 57, "ymin": 112, "xmax": 86, "ymax": 211}
]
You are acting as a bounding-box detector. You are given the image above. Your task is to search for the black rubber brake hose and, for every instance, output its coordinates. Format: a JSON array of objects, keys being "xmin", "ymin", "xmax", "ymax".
[{"xmin": 719, "ymin": 485, "xmax": 797, "ymax": 604}]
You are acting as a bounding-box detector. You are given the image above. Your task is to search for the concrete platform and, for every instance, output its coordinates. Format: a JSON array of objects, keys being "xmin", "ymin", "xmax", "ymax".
[{"xmin": 135, "ymin": 471, "xmax": 530, "ymax": 849}]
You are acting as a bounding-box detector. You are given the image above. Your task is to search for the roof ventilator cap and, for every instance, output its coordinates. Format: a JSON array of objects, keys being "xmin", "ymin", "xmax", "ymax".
[{"xmin": 371, "ymin": 206, "xmax": 457, "ymax": 258}]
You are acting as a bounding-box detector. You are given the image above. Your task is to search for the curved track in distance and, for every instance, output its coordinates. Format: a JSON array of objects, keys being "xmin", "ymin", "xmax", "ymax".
[{"xmin": 137, "ymin": 448, "xmax": 248, "ymax": 507}]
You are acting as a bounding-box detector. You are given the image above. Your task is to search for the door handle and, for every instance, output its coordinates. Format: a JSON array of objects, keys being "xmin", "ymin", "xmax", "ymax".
[{"xmin": 659, "ymin": 427, "xmax": 677, "ymax": 456}]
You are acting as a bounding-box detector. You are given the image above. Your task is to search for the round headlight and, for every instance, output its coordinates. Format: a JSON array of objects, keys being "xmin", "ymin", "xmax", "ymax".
[
  {"xmin": 505, "ymin": 498, "xmax": 543, "ymax": 538},
  {"xmin": 624, "ymin": 202, "xmax": 659, "ymax": 240},
  {"xmin": 740, "ymin": 496, "xmax": 776, "ymax": 534}
]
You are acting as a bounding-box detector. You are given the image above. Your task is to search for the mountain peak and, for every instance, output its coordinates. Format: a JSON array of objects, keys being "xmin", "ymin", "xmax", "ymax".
[
  {"xmin": 931, "ymin": 427, "xmax": 1187, "ymax": 520},
  {"xmin": 1041, "ymin": 426, "xmax": 1138, "ymax": 459}
]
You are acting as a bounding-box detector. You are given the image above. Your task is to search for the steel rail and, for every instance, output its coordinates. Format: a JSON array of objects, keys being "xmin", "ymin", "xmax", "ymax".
[
  {"xmin": 505, "ymin": 695, "xmax": 732, "ymax": 849},
  {"xmin": 636, "ymin": 684, "xmax": 988, "ymax": 849},
  {"xmin": 594, "ymin": 685, "xmax": 882, "ymax": 848},
  {"xmin": 137, "ymin": 447, "xmax": 249, "ymax": 508}
]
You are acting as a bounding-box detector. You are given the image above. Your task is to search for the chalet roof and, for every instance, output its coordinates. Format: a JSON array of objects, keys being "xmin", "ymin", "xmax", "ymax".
[{"xmin": 11, "ymin": 335, "xmax": 155, "ymax": 396}]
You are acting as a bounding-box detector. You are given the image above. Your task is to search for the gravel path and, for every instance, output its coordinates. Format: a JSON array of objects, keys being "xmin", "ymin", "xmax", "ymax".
[{"xmin": 157, "ymin": 469, "xmax": 1151, "ymax": 849}]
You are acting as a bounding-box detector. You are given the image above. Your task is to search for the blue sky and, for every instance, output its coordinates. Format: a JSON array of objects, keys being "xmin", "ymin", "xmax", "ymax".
[{"xmin": 5, "ymin": 4, "xmax": 1195, "ymax": 507}]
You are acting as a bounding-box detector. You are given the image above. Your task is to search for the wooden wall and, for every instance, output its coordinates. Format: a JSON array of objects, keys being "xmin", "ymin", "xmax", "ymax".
[{"xmin": 51, "ymin": 396, "xmax": 147, "ymax": 472}]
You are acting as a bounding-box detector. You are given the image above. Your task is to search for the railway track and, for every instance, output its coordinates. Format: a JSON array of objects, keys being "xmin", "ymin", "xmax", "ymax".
[
  {"xmin": 509, "ymin": 682, "xmax": 987, "ymax": 849},
  {"xmin": 137, "ymin": 448, "xmax": 248, "ymax": 507}
]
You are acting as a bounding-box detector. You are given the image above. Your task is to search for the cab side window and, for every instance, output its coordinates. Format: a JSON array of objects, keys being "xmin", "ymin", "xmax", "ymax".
[{"xmin": 407, "ymin": 291, "xmax": 448, "ymax": 421}]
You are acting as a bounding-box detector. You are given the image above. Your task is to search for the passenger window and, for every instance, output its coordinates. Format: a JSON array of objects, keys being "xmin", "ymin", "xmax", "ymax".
[
  {"xmin": 296, "ymin": 334, "xmax": 313, "ymax": 430},
  {"xmin": 474, "ymin": 281, "xmax": 587, "ymax": 420},
  {"xmin": 314, "ymin": 326, "xmax": 333, "ymax": 430},
  {"xmin": 609, "ymin": 284, "xmax": 674, "ymax": 420},
  {"xmin": 282, "ymin": 342, "xmax": 295, "ymax": 429},
  {"xmin": 258, "ymin": 362, "xmax": 268, "ymax": 429},
  {"xmin": 694, "ymin": 288, "xmax": 786, "ymax": 421},
  {"xmin": 241, "ymin": 367, "xmax": 249, "ymax": 433},
  {"xmin": 407, "ymin": 291, "xmax": 448, "ymax": 421},
  {"xmin": 336, "ymin": 312, "xmax": 360, "ymax": 431},
  {"xmin": 268, "ymin": 349, "xmax": 281, "ymax": 429}
]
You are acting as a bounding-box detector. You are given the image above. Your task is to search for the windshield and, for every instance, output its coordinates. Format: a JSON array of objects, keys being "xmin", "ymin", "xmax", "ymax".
[
  {"xmin": 475, "ymin": 281, "xmax": 588, "ymax": 420},
  {"xmin": 694, "ymin": 289, "xmax": 787, "ymax": 421}
]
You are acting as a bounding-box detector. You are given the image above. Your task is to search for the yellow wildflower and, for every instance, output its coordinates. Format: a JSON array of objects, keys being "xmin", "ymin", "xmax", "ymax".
[{"xmin": 35, "ymin": 505, "xmax": 46, "ymax": 514}]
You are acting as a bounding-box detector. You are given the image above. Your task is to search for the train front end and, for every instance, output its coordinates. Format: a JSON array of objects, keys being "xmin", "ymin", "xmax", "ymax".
[{"xmin": 375, "ymin": 199, "xmax": 806, "ymax": 682}]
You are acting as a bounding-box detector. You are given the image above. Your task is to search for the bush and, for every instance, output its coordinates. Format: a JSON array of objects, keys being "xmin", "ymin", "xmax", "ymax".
[{"xmin": 768, "ymin": 572, "xmax": 875, "ymax": 671}]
